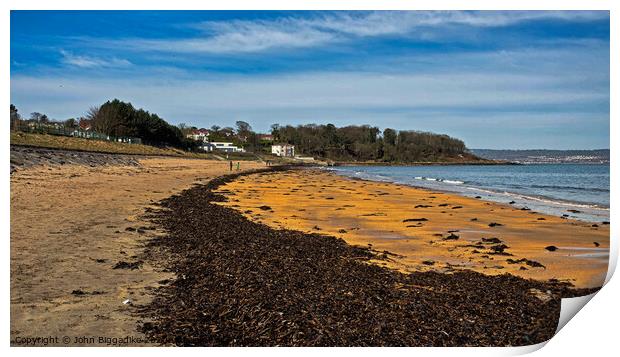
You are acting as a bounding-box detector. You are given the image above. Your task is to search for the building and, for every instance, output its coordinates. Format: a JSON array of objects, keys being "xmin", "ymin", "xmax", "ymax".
[
  {"xmin": 187, "ymin": 128, "xmax": 210, "ymax": 142},
  {"xmin": 202, "ymin": 142, "xmax": 245, "ymax": 153},
  {"xmin": 257, "ymin": 133, "xmax": 274, "ymax": 142},
  {"xmin": 271, "ymin": 144, "xmax": 295, "ymax": 157}
]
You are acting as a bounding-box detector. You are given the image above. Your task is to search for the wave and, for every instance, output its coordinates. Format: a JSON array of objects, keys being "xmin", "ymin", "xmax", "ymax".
[{"xmin": 413, "ymin": 176, "xmax": 464, "ymax": 185}]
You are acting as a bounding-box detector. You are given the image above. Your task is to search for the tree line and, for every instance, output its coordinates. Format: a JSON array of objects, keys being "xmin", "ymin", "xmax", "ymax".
[
  {"xmin": 272, "ymin": 124, "xmax": 469, "ymax": 162},
  {"xmin": 12, "ymin": 101, "xmax": 472, "ymax": 162},
  {"xmin": 85, "ymin": 99, "xmax": 197, "ymax": 149}
]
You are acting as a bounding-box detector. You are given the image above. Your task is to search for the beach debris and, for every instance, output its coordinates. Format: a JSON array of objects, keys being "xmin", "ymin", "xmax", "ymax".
[
  {"xmin": 528, "ymin": 288, "xmax": 553, "ymax": 303},
  {"xmin": 451, "ymin": 206, "xmax": 463, "ymax": 209},
  {"xmin": 136, "ymin": 169, "xmax": 596, "ymax": 347},
  {"xmin": 593, "ymin": 242, "xmax": 600, "ymax": 247},
  {"xmin": 602, "ymin": 221, "xmax": 610, "ymax": 225},
  {"xmin": 113, "ymin": 260, "xmax": 143, "ymax": 270},
  {"xmin": 520, "ymin": 207, "xmax": 531, "ymax": 211},
  {"xmin": 488, "ymin": 222, "xmax": 503, "ymax": 227},
  {"xmin": 122, "ymin": 299, "xmax": 132, "ymax": 305},
  {"xmin": 475, "ymin": 196, "xmax": 482, "ymax": 199},
  {"xmin": 438, "ymin": 203, "xmax": 449, "ymax": 207},
  {"xmin": 71, "ymin": 289, "xmax": 87, "ymax": 295},
  {"xmin": 481, "ymin": 237, "xmax": 503, "ymax": 244},
  {"xmin": 508, "ymin": 201, "xmax": 516, "ymax": 205},
  {"xmin": 591, "ymin": 224, "xmax": 598, "ymax": 228},
  {"xmin": 544, "ymin": 246, "xmax": 558, "ymax": 252},
  {"xmin": 470, "ymin": 218, "xmax": 478, "ymax": 221},
  {"xmin": 414, "ymin": 204, "xmax": 433, "ymax": 208},
  {"xmin": 258, "ymin": 205, "xmax": 273, "ymax": 211},
  {"xmin": 507, "ymin": 258, "xmax": 545, "ymax": 269},
  {"xmin": 312, "ymin": 225, "xmax": 321, "ymax": 230},
  {"xmin": 125, "ymin": 227, "xmax": 136, "ymax": 232},
  {"xmin": 537, "ymin": 218, "xmax": 546, "ymax": 221},
  {"xmin": 567, "ymin": 209, "xmax": 581, "ymax": 214},
  {"xmin": 403, "ymin": 218, "xmax": 428, "ymax": 222},
  {"xmin": 442, "ymin": 233, "xmax": 460, "ymax": 241},
  {"xmin": 338, "ymin": 229, "xmax": 348, "ymax": 233},
  {"xmin": 489, "ymin": 244, "xmax": 510, "ymax": 255}
]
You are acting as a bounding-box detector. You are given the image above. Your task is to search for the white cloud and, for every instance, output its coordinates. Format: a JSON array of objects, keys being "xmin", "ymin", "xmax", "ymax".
[
  {"xmin": 89, "ymin": 11, "xmax": 608, "ymax": 54},
  {"xmin": 10, "ymin": 69, "xmax": 607, "ymax": 122},
  {"xmin": 60, "ymin": 50, "xmax": 132, "ymax": 68}
]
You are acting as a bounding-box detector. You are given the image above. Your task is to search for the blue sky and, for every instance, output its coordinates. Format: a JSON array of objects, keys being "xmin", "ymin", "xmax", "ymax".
[{"xmin": 10, "ymin": 10, "xmax": 609, "ymax": 149}]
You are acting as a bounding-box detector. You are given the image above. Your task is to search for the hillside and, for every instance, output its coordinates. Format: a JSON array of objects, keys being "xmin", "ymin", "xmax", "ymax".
[{"xmin": 10, "ymin": 132, "xmax": 215, "ymax": 158}]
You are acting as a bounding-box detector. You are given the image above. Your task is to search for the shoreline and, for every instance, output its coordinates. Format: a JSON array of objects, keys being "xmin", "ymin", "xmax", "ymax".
[
  {"xmin": 322, "ymin": 165, "xmax": 610, "ymax": 223},
  {"xmin": 139, "ymin": 167, "xmax": 597, "ymax": 346}
]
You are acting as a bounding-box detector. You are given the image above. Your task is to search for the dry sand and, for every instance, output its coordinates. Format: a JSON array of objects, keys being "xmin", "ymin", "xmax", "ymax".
[
  {"xmin": 217, "ymin": 169, "xmax": 609, "ymax": 289},
  {"xmin": 10, "ymin": 157, "xmax": 263, "ymax": 346}
]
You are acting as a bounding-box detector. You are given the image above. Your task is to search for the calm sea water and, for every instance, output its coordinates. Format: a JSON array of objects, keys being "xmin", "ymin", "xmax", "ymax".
[{"xmin": 326, "ymin": 164, "xmax": 610, "ymax": 222}]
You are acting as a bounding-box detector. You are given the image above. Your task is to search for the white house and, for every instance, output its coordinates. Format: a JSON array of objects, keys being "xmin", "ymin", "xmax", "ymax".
[
  {"xmin": 186, "ymin": 128, "xmax": 210, "ymax": 142},
  {"xmin": 271, "ymin": 144, "xmax": 295, "ymax": 157},
  {"xmin": 202, "ymin": 142, "xmax": 245, "ymax": 153}
]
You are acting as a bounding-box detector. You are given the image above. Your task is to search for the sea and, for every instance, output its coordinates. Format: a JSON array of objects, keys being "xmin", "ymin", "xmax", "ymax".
[{"xmin": 326, "ymin": 164, "xmax": 610, "ymax": 222}]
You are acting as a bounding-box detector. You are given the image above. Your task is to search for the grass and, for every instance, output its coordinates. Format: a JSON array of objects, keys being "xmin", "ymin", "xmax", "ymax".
[{"xmin": 10, "ymin": 132, "xmax": 225, "ymax": 159}]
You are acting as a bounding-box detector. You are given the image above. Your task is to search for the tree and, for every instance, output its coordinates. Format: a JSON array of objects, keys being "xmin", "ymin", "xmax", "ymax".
[
  {"xmin": 235, "ymin": 121, "xmax": 252, "ymax": 142},
  {"xmin": 30, "ymin": 112, "xmax": 43, "ymax": 122},
  {"xmin": 64, "ymin": 118, "xmax": 78, "ymax": 128},
  {"xmin": 11, "ymin": 104, "xmax": 21, "ymax": 128},
  {"xmin": 87, "ymin": 99, "xmax": 186, "ymax": 148},
  {"xmin": 270, "ymin": 123, "xmax": 280, "ymax": 141}
]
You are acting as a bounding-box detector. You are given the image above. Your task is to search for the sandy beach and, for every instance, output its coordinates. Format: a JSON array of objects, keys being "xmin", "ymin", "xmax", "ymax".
[
  {"xmin": 10, "ymin": 154, "xmax": 607, "ymax": 346},
  {"xmin": 10, "ymin": 153, "xmax": 263, "ymax": 345},
  {"xmin": 216, "ymin": 169, "xmax": 609, "ymax": 288}
]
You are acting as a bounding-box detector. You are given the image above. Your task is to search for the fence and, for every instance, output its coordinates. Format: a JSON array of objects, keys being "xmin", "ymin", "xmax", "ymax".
[{"xmin": 12, "ymin": 121, "xmax": 142, "ymax": 145}]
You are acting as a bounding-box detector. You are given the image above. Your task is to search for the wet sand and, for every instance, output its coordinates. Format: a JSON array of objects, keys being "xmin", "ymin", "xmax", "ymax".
[
  {"xmin": 10, "ymin": 156, "xmax": 263, "ymax": 345},
  {"xmin": 217, "ymin": 169, "xmax": 609, "ymax": 288}
]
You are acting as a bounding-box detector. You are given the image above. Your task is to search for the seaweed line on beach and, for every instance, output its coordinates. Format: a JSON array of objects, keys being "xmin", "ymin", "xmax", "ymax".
[{"xmin": 137, "ymin": 166, "xmax": 598, "ymax": 347}]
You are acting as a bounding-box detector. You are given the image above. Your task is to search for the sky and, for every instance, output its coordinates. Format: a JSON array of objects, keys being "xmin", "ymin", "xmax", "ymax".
[{"xmin": 10, "ymin": 10, "xmax": 610, "ymax": 149}]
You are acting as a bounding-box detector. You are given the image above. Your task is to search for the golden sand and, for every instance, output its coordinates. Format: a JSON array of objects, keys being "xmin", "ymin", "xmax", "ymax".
[
  {"xmin": 217, "ymin": 169, "xmax": 609, "ymax": 288},
  {"xmin": 10, "ymin": 158, "xmax": 264, "ymax": 345}
]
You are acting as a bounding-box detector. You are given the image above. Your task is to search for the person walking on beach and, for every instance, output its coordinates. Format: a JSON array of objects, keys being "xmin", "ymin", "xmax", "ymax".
[
  {"xmin": 236, "ymin": 162, "xmax": 240, "ymax": 171},
  {"xmin": 229, "ymin": 161, "xmax": 233, "ymax": 171}
]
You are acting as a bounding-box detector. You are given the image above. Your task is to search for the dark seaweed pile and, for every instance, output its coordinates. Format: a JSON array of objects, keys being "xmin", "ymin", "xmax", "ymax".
[{"xmin": 138, "ymin": 168, "xmax": 597, "ymax": 347}]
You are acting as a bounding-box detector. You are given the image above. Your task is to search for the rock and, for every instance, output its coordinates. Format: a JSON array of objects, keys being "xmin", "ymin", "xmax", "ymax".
[
  {"xmin": 113, "ymin": 261, "xmax": 143, "ymax": 270},
  {"xmin": 481, "ymin": 237, "xmax": 503, "ymax": 244},
  {"xmin": 442, "ymin": 233, "xmax": 459, "ymax": 241},
  {"xmin": 402, "ymin": 218, "xmax": 428, "ymax": 222}
]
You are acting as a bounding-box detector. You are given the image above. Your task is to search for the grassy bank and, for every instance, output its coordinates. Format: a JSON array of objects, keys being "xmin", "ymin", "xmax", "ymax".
[{"xmin": 10, "ymin": 132, "xmax": 259, "ymax": 160}]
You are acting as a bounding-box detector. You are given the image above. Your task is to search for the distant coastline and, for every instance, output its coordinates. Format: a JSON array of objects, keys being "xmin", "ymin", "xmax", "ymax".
[{"xmin": 330, "ymin": 160, "xmax": 514, "ymax": 167}]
